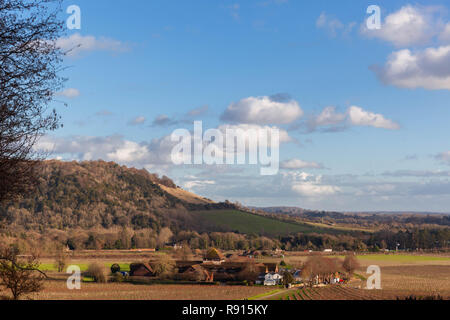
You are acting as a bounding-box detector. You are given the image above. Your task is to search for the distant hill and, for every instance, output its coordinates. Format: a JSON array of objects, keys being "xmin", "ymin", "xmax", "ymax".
[
  {"xmin": 0, "ymin": 160, "xmax": 237, "ymax": 233},
  {"xmin": 0, "ymin": 160, "xmax": 337, "ymax": 237},
  {"xmin": 255, "ymin": 206, "xmax": 450, "ymax": 228}
]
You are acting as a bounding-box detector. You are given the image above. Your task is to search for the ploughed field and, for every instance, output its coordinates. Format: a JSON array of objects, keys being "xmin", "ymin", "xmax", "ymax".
[
  {"xmin": 23, "ymin": 282, "xmax": 273, "ymax": 300},
  {"xmin": 276, "ymin": 285, "xmax": 448, "ymax": 301}
]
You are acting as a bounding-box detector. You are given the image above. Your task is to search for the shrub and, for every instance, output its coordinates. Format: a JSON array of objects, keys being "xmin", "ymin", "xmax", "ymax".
[
  {"xmin": 86, "ymin": 263, "xmax": 107, "ymax": 283},
  {"xmin": 342, "ymin": 254, "xmax": 360, "ymax": 276},
  {"xmin": 53, "ymin": 247, "xmax": 68, "ymax": 272},
  {"xmin": 150, "ymin": 256, "xmax": 176, "ymax": 278},
  {"xmin": 111, "ymin": 272, "xmax": 125, "ymax": 283}
]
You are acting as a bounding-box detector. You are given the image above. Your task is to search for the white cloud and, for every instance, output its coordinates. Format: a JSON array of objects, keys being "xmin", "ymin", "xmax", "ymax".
[
  {"xmin": 184, "ymin": 180, "xmax": 216, "ymax": 190},
  {"xmin": 105, "ymin": 140, "xmax": 149, "ymax": 163},
  {"xmin": 35, "ymin": 124, "xmax": 291, "ymax": 173},
  {"xmin": 347, "ymin": 106, "xmax": 400, "ymax": 130},
  {"xmin": 439, "ymin": 23, "xmax": 450, "ymax": 43},
  {"xmin": 55, "ymin": 88, "xmax": 80, "ymax": 98},
  {"xmin": 373, "ymin": 46, "xmax": 450, "ymax": 90},
  {"xmin": 309, "ymin": 106, "xmax": 399, "ymax": 131},
  {"xmin": 361, "ymin": 5, "xmax": 440, "ymax": 47},
  {"xmin": 314, "ymin": 106, "xmax": 346, "ymax": 126},
  {"xmin": 284, "ymin": 171, "xmax": 340, "ymax": 197},
  {"xmin": 292, "ymin": 183, "xmax": 340, "ymax": 197},
  {"xmin": 152, "ymin": 114, "xmax": 177, "ymax": 127},
  {"xmin": 34, "ymin": 135, "xmax": 177, "ymax": 169},
  {"xmin": 221, "ymin": 96, "xmax": 303, "ymax": 125},
  {"xmin": 280, "ymin": 159, "xmax": 324, "ymax": 170},
  {"xmin": 128, "ymin": 116, "xmax": 146, "ymax": 126},
  {"xmin": 217, "ymin": 123, "xmax": 292, "ymax": 144},
  {"xmin": 56, "ymin": 33, "xmax": 129, "ymax": 57}
]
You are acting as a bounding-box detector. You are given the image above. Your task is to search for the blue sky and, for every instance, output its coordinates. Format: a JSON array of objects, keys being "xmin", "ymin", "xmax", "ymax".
[{"xmin": 40, "ymin": 0, "xmax": 450, "ymax": 212}]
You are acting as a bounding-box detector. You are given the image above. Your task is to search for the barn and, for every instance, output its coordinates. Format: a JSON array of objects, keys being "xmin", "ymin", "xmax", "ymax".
[{"xmin": 129, "ymin": 263, "xmax": 155, "ymax": 277}]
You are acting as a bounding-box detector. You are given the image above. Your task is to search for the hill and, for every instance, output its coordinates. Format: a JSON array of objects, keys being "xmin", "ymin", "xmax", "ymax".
[
  {"xmin": 256, "ymin": 206, "xmax": 450, "ymax": 229},
  {"xmin": 1, "ymin": 161, "xmax": 447, "ymax": 253},
  {"xmin": 0, "ymin": 160, "xmax": 236, "ymax": 233},
  {"xmin": 0, "ymin": 160, "xmax": 333, "ymax": 238}
]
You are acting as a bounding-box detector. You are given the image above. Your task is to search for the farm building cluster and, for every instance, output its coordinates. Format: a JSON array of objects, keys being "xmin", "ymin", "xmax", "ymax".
[{"xmin": 123, "ymin": 248, "xmax": 346, "ymax": 286}]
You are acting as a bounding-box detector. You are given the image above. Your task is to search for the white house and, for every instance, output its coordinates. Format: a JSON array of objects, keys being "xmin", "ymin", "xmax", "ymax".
[{"xmin": 263, "ymin": 272, "xmax": 283, "ymax": 286}]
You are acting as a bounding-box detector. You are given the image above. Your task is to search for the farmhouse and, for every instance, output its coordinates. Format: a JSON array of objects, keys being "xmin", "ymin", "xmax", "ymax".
[
  {"xmin": 256, "ymin": 272, "xmax": 283, "ymax": 286},
  {"xmin": 203, "ymin": 248, "xmax": 226, "ymax": 264}
]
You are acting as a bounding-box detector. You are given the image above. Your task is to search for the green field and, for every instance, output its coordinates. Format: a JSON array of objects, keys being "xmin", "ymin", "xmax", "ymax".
[
  {"xmin": 39, "ymin": 263, "xmax": 131, "ymax": 273},
  {"xmin": 191, "ymin": 210, "xmax": 348, "ymax": 236}
]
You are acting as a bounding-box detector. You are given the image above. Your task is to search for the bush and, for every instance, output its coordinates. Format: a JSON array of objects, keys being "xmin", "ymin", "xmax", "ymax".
[
  {"xmin": 111, "ymin": 272, "xmax": 125, "ymax": 283},
  {"xmin": 86, "ymin": 263, "xmax": 107, "ymax": 283},
  {"xmin": 150, "ymin": 256, "xmax": 176, "ymax": 279},
  {"xmin": 342, "ymin": 254, "xmax": 360, "ymax": 276}
]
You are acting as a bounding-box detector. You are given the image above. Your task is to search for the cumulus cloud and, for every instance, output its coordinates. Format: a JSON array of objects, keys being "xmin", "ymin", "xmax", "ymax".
[
  {"xmin": 184, "ymin": 180, "xmax": 216, "ymax": 190},
  {"xmin": 373, "ymin": 46, "xmax": 450, "ymax": 90},
  {"xmin": 361, "ymin": 5, "xmax": 441, "ymax": 47},
  {"xmin": 35, "ymin": 135, "xmax": 147, "ymax": 163},
  {"xmin": 128, "ymin": 116, "xmax": 146, "ymax": 126},
  {"xmin": 55, "ymin": 88, "xmax": 80, "ymax": 99},
  {"xmin": 280, "ymin": 159, "xmax": 324, "ymax": 170},
  {"xmin": 284, "ymin": 171, "xmax": 340, "ymax": 197},
  {"xmin": 221, "ymin": 96, "xmax": 303, "ymax": 125},
  {"xmin": 56, "ymin": 33, "xmax": 129, "ymax": 57},
  {"xmin": 217, "ymin": 124, "xmax": 293, "ymax": 148},
  {"xmin": 347, "ymin": 106, "xmax": 400, "ymax": 129},
  {"xmin": 309, "ymin": 106, "xmax": 399, "ymax": 131},
  {"xmin": 314, "ymin": 106, "xmax": 347, "ymax": 127},
  {"xmin": 440, "ymin": 23, "xmax": 450, "ymax": 43},
  {"xmin": 151, "ymin": 115, "xmax": 178, "ymax": 127},
  {"xmin": 34, "ymin": 134, "xmax": 177, "ymax": 169},
  {"xmin": 35, "ymin": 123, "xmax": 292, "ymax": 173}
]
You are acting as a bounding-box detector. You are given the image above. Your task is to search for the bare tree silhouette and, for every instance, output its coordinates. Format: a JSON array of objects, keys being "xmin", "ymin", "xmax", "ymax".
[{"xmin": 0, "ymin": 0, "xmax": 65, "ymax": 203}]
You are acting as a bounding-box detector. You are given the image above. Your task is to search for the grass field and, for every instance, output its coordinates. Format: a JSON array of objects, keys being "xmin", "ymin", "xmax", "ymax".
[
  {"xmin": 39, "ymin": 262, "xmax": 131, "ymax": 273},
  {"xmin": 191, "ymin": 210, "xmax": 351, "ymax": 236}
]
